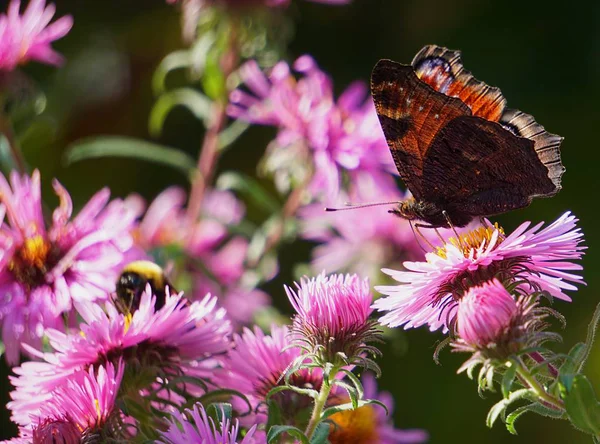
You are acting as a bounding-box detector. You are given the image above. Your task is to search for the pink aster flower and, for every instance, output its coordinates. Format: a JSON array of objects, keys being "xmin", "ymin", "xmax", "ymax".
[
  {"xmin": 328, "ymin": 373, "xmax": 428, "ymax": 444},
  {"xmin": 133, "ymin": 186, "xmax": 270, "ymax": 325},
  {"xmin": 6, "ymin": 361, "xmax": 124, "ymax": 443},
  {"xmin": 228, "ymin": 56, "xmax": 393, "ymax": 201},
  {"xmin": 8, "ymin": 288, "xmax": 231, "ymax": 426},
  {"xmin": 217, "ymin": 324, "xmax": 326, "ymax": 424},
  {"xmin": 0, "ymin": 0, "xmax": 73, "ymax": 70},
  {"xmin": 286, "ymin": 272, "xmax": 381, "ymax": 367},
  {"xmin": 374, "ymin": 212, "xmax": 585, "ymax": 333},
  {"xmin": 0, "ymin": 170, "xmax": 143, "ymax": 363},
  {"xmin": 160, "ymin": 403, "xmax": 257, "ymax": 444}
]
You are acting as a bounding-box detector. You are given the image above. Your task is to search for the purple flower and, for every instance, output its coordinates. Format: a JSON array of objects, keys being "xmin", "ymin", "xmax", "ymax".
[
  {"xmin": 160, "ymin": 403, "xmax": 257, "ymax": 444},
  {"xmin": 374, "ymin": 212, "xmax": 585, "ymax": 333},
  {"xmin": 0, "ymin": 0, "xmax": 73, "ymax": 70},
  {"xmin": 328, "ymin": 373, "xmax": 428, "ymax": 443},
  {"xmin": 0, "ymin": 170, "xmax": 143, "ymax": 363},
  {"xmin": 228, "ymin": 56, "xmax": 393, "ymax": 201},
  {"xmin": 286, "ymin": 272, "xmax": 381, "ymax": 367},
  {"xmin": 8, "ymin": 288, "xmax": 231, "ymax": 426}
]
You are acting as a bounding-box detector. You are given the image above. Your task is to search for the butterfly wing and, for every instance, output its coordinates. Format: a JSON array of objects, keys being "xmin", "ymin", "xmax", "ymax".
[
  {"xmin": 371, "ymin": 59, "xmax": 471, "ymax": 200},
  {"xmin": 412, "ymin": 45, "xmax": 507, "ymax": 122},
  {"xmin": 421, "ymin": 115, "xmax": 560, "ymax": 217}
]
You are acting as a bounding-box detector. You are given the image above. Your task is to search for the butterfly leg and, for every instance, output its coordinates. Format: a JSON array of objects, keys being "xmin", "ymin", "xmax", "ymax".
[
  {"xmin": 442, "ymin": 210, "xmax": 464, "ymax": 250},
  {"xmin": 434, "ymin": 228, "xmax": 446, "ymax": 245},
  {"xmin": 479, "ymin": 216, "xmax": 490, "ymax": 228},
  {"xmin": 413, "ymin": 222, "xmax": 437, "ymax": 251}
]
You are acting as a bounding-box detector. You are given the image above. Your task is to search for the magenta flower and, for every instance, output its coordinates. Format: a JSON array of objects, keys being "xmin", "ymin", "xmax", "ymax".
[
  {"xmin": 228, "ymin": 56, "xmax": 393, "ymax": 201},
  {"xmin": 456, "ymin": 279, "xmax": 518, "ymax": 348},
  {"xmin": 6, "ymin": 361, "xmax": 124, "ymax": 443},
  {"xmin": 286, "ymin": 272, "xmax": 381, "ymax": 367},
  {"xmin": 217, "ymin": 324, "xmax": 325, "ymax": 423},
  {"xmin": 8, "ymin": 288, "xmax": 231, "ymax": 426},
  {"xmin": 160, "ymin": 403, "xmax": 257, "ymax": 444},
  {"xmin": 0, "ymin": 0, "xmax": 73, "ymax": 70},
  {"xmin": 134, "ymin": 186, "xmax": 270, "ymax": 325},
  {"xmin": 328, "ymin": 373, "xmax": 428, "ymax": 444},
  {"xmin": 0, "ymin": 170, "xmax": 143, "ymax": 363},
  {"xmin": 374, "ymin": 212, "xmax": 585, "ymax": 333}
]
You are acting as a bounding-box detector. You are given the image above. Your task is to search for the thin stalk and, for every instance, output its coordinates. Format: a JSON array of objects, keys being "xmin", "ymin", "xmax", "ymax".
[
  {"xmin": 304, "ymin": 377, "xmax": 332, "ymax": 440},
  {"xmin": 515, "ymin": 357, "xmax": 563, "ymax": 411},
  {"xmin": 186, "ymin": 21, "xmax": 238, "ymax": 225}
]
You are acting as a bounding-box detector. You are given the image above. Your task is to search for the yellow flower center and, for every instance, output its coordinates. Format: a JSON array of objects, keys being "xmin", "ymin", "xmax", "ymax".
[
  {"xmin": 436, "ymin": 224, "xmax": 504, "ymax": 259},
  {"xmin": 8, "ymin": 235, "xmax": 59, "ymax": 289},
  {"xmin": 328, "ymin": 404, "xmax": 378, "ymax": 444},
  {"xmin": 124, "ymin": 313, "xmax": 133, "ymax": 333}
]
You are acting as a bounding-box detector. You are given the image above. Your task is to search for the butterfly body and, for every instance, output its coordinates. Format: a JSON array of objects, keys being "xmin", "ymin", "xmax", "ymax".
[{"xmin": 372, "ymin": 45, "xmax": 564, "ymax": 228}]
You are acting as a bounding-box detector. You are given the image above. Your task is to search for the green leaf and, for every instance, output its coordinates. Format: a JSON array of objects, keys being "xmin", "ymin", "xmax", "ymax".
[
  {"xmin": 64, "ymin": 136, "xmax": 197, "ymax": 180},
  {"xmin": 267, "ymin": 425, "xmax": 309, "ymax": 444},
  {"xmin": 266, "ymin": 398, "xmax": 284, "ymax": 437},
  {"xmin": 561, "ymin": 374, "xmax": 600, "ymax": 436},
  {"xmin": 579, "ymin": 302, "xmax": 600, "ymax": 372},
  {"xmin": 217, "ymin": 120, "xmax": 250, "ymax": 152},
  {"xmin": 310, "ymin": 422, "xmax": 331, "ymax": 444},
  {"xmin": 322, "ymin": 399, "xmax": 388, "ymax": 420},
  {"xmin": 505, "ymin": 402, "xmax": 565, "ymax": 435},
  {"xmin": 216, "ymin": 171, "xmax": 280, "ymax": 214},
  {"xmin": 149, "ymin": 88, "xmax": 213, "ymax": 136},
  {"xmin": 501, "ymin": 363, "xmax": 518, "ymax": 399},
  {"xmin": 486, "ymin": 389, "xmax": 534, "ymax": 428},
  {"xmin": 206, "ymin": 402, "xmax": 233, "ymax": 424},
  {"xmin": 152, "ymin": 50, "xmax": 192, "ymax": 95}
]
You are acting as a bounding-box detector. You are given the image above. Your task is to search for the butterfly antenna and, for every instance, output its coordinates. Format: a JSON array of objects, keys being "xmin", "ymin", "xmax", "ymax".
[
  {"xmin": 442, "ymin": 210, "xmax": 464, "ymax": 250},
  {"xmin": 325, "ymin": 201, "xmax": 399, "ymax": 212}
]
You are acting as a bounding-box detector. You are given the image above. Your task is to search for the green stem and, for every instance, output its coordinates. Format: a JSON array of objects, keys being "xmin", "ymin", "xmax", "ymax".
[
  {"xmin": 515, "ymin": 358, "xmax": 564, "ymax": 411},
  {"xmin": 304, "ymin": 377, "xmax": 333, "ymax": 440},
  {"xmin": 0, "ymin": 113, "xmax": 26, "ymax": 174}
]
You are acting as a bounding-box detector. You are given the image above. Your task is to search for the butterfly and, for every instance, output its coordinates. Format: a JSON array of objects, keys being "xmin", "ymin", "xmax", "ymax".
[{"xmin": 371, "ymin": 45, "xmax": 564, "ymax": 229}]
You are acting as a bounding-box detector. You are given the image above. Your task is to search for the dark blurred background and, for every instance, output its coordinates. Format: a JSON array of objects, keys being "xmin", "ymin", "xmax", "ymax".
[{"xmin": 1, "ymin": 0, "xmax": 599, "ymax": 442}]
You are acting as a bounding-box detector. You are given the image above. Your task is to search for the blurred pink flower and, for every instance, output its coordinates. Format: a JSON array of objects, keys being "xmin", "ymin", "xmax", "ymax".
[
  {"xmin": 0, "ymin": 170, "xmax": 143, "ymax": 363},
  {"xmin": 374, "ymin": 212, "xmax": 585, "ymax": 333},
  {"xmin": 160, "ymin": 403, "xmax": 257, "ymax": 444},
  {"xmin": 456, "ymin": 279, "xmax": 518, "ymax": 348},
  {"xmin": 300, "ymin": 175, "xmax": 426, "ymax": 280},
  {"xmin": 8, "ymin": 288, "xmax": 230, "ymax": 426},
  {"xmin": 134, "ymin": 186, "xmax": 269, "ymax": 325},
  {"xmin": 0, "ymin": 0, "xmax": 73, "ymax": 70},
  {"xmin": 328, "ymin": 373, "xmax": 428, "ymax": 444},
  {"xmin": 228, "ymin": 56, "xmax": 393, "ymax": 201}
]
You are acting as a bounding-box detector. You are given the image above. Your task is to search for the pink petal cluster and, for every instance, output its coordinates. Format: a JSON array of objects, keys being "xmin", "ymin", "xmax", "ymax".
[
  {"xmin": 217, "ymin": 324, "xmax": 324, "ymax": 420},
  {"xmin": 228, "ymin": 56, "xmax": 393, "ymax": 201},
  {"xmin": 374, "ymin": 212, "xmax": 585, "ymax": 332},
  {"xmin": 8, "ymin": 288, "xmax": 231, "ymax": 426},
  {"xmin": 6, "ymin": 361, "xmax": 124, "ymax": 443},
  {"xmin": 133, "ymin": 186, "xmax": 270, "ymax": 325},
  {"xmin": 160, "ymin": 403, "xmax": 257, "ymax": 444},
  {"xmin": 0, "ymin": 170, "xmax": 144, "ymax": 363},
  {"xmin": 286, "ymin": 272, "xmax": 373, "ymax": 339},
  {"xmin": 456, "ymin": 279, "xmax": 518, "ymax": 348},
  {"xmin": 0, "ymin": 0, "xmax": 73, "ymax": 70}
]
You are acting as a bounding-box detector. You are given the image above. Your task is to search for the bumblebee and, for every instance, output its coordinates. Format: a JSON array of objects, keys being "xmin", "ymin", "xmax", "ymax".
[{"xmin": 115, "ymin": 261, "xmax": 176, "ymax": 314}]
